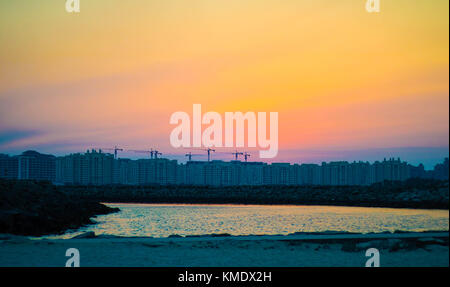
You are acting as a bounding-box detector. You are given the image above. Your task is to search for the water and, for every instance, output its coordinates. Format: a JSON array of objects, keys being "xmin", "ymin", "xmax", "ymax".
[{"xmin": 46, "ymin": 204, "xmax": 449, "ymax": 239}]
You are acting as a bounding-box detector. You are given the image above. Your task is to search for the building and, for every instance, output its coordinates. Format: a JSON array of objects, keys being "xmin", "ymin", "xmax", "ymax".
[
  {"xmin": 176, "ymin": 163, "xmax": 187, "ymax": 184},
  {"xmin": 269, "ymin": 163, "xmax": 291, "ymax": 185},
  {"xmin": 185, "ymin": 161, "xmax": 207, "ymax": 185},
  {"xmin": 432, "ymin": 158, "xmax": 449, "ymax": 180},
  {"xmin": 17, "ymin": 150, "xmax": 56, "ymax": 182},
  {"xmin": 240, "ymin": 162, "xmax": 265, "ymax": 185},
  {"xmin": 298, "ymin": 164, "xmax": 322, "ymax": 185},
  {"xmin": 5, "ymin": 149, "xmax": 441, "ymax": 186},
  {"xmin": 348, "ymin": 161, "xmax": 372, "ymax": 185},
  {"xmin": 113, "ymin": 158, "xmax": 138, "ymax": 185},
  {"xmin": 321, "ymin": 161, "xmax": 350, "ymax": 186},
  {"xmin": 56, "ymin": 149, "xmax": 113, "ymax": 185},
  {"xmin": 372, "ymin": 158, "xmax": 409, "ymax": 183},
  {"xmin": 0, "ymin": 154, "xmax": 18, "ymax": 179}
]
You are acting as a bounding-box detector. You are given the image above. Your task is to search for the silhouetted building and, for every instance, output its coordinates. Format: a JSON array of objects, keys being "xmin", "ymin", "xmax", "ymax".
[
  {"xmin": 322, "ymin": 161, "xmax": 350, "ymax": 186},
  {"xmin": 185, "ymin": 161, "xmax": 207, "ymax": 185},
  {"xmin": 269, "ymin": 163, "xmax": 291, "ymax": 185},
  {"xmin": 18, "ymin": 150, "xmax": 56, "ymax": 182},
  {"xmin": 135, "ymin": 158, "xmax": 177, "ymax": 185},
  {"xmin": 113, "ymin": 158, "xmax": 138, "ymax": 185},
  {"xmin": 408, "ymin": 163, "xmax": 426, "ymax": 178},
  {"xmin": 431, "ymin": 158, "xmax": 449, "ymax": 180},
  {"xmin": 372, "ymin": 158, "xmax": 409, "ymax": 183},
  {"xmin": 56, "ymin": 149, "xmax": 113, "ymax": 185},
  {"xmin": 7, "ymin": 149, "xmax": 448, "ymax": 186},
  {"xmin": 298, "ymin": 164, "xmax": 322, "ymax": 185},
  {"xmin": 176, "ymin": 163, "xmax": 187, "ymax": 184},
  {"xmin": 347, "ymin": 161, "xmax": 372, "ymax": 185},
  {"xmin": 0, "ymin": 154, "xmax": 18, "ymax": 179},
  {"xmin": 240, "ymin": 162, "xmax": 265, "ymax": 185}
]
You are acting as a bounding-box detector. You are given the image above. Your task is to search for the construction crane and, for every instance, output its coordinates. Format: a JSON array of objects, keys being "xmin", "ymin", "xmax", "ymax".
[
  {"xmin": 244, "ymin": 152, "xmax": 251, "ymax": 162},
  {"xmin": 205, "ymin": 148, "xmax": 216, "ymax": 162},
  {"xmin": 153, "ymin": 150, "xmax": 162, "ymax": 159},
  {"xmin": 185, "ymin": 152, "xmax": 203, "ymax": 161},
  {"xmin": 231, "ymin": 150, "xmax": 244, "ymax": 161},
  {"xmin": 130, "ymin": 149, "xmax": 162, "ymax": 159},
  {"xmin": 100, "ymin": 146, "xmax": 123, "ymax": 159},
  {"xmin": 129, "ymin": 149, "xmax": 154, "ymax": 159},
  {"xmin": 187, "ymin": 147, "xmax": 216, "ymax": 162}
]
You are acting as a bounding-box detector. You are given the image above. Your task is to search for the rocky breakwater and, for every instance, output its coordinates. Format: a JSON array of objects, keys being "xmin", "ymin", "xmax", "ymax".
[{"xmin": 0, "ymin": 179, "xmax": 119, "ymax": 236}]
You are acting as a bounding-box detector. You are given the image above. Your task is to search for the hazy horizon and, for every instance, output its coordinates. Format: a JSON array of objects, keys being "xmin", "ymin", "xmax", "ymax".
[{"xmin": 0, "ymin": 145, "xmax": 447, "ymax": 170}]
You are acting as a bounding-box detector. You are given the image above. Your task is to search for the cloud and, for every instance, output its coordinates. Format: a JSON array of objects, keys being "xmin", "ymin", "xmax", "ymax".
[{"xmin": 0, "ymin": 129, "xmax": 41, "ymax": 145}]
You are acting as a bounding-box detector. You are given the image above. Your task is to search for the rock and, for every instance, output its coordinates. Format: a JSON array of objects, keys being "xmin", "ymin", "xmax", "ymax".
[
  {"xmin": 356, "ymin": 241, "xmax": 373, "ymax": 250},
  {"xmin": 71, "ymin": 231, "xmax": 96, "ymax": 239},
  {"xmin": 0, "ymin": 233, "xmax": 29, "ymax": 243},
  {"xmin": 95, "ymin": 234, "xmax": 122, "ymax": 239},
  {"xmin": 0, "ymin": 179, "xmax": 119, "ymax": 236},
  {"xmin": 0, "ymin": 234, "xmax": 12, "ymax": 241},
  {"xmin": 355, "ymin": 239, "xmax": 401, "ymax": 251},
  {"xmin": 211, "ymin": 233, "xmax": 232, "ymax": 237},
  {"xmin": 387, "ymin": 239, "xmax": 402, "ymax": 246},
  {"xmin": 417, "ymin": 237, "xmax": 445, "ymax": 245}
]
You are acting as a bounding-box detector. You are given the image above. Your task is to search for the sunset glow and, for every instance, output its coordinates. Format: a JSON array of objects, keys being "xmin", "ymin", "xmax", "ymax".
[{"xmin": 0, "ymin": 0, "xmax": 448, "ymax": 165}]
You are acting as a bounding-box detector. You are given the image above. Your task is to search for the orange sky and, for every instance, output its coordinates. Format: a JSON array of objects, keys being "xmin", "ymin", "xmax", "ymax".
[{"xmin": 0, "ymin": 0, "xmax": 448, "ymax": 164}]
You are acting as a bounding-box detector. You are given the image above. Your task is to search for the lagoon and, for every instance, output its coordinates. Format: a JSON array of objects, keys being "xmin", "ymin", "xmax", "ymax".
[{"xmin": 48, "ymin": 204, "xmax": 449, "ymax": 239}]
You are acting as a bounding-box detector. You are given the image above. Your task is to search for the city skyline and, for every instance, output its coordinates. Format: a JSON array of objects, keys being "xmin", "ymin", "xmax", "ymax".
[
  {"xmin": 1, "ymin": 148, "xmax": 448, "ymax": 187},
  {"xmin": 0, "ymin": 146, "xmax": 449, "ymax": 169}
]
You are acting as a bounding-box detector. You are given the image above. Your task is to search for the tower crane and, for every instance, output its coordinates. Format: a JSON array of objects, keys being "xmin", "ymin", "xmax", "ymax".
[
  {"xmin": 153, "ymin": 150, "xmax": 162, "ymax": 159},
  {"xmin": 205, "ymin": 148, "xmax": 216, "ymax": 162},
  {"xmin": 100, "ymin": 146, "xmax": 123, "ymax": 159},
  {"xmin": 130, "ymin": 149, "xmax": 155, "ymax": 159},
  {"xmin": 244, "ymin": 152, "xmax": 251, "ymax": 162},
  {"xmin": 185, "ymin": 152, "xmax": 203, "ymax": 161},
  {"xmin": 188, "ymin": 148, "xmax": 216, "ymax": 162},
  {"xmin": 231, "ymin": 150, "xmax": 244, "ymax": 161}
]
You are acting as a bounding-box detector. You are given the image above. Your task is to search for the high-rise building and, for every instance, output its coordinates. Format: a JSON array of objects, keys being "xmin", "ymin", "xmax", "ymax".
[
  {"xmin": 298, "ymin": 164, "xmax": 322, "ymax": 185},
  {"xmin": 269, "ymin": 163, "xmax": 291, "ymax": 185},
  {"xmin": 321, "ymin": 161, "xmax": 349, "ymax": 186},
  {"xmin": 17, "ymin": 150, "xmax": 56, "ymax": 182},
  {"xmin": 176, "ymin": 163, "xmax": 187, "ymax": 184},
  {"xmin": 6, "ymin": 149, "xmax": 438, "ymax": 186},
  {"xmin": 240, "ymin": 162, "xmax": 265, "ymax": 185},
  {"xmin": 185, "ymin": 161, "xmax": 207, "ymax": 185},
  {"xmin": 135, "ymin": 158, "xmax": 178, "ymax": 185},
  {"xmin": 113, "ymin": 158, "xmax": 138, "ymax": 185},
  {"xmin": 371, "ymin": 158, "xmax": 409, "ymax": 183},
  {"xmin": 56, "ymin": 150, "xmax": 113, "ymax": 185},
  {"xmin": 0, "ymin": 154, "xmax": 18, "ymax": 179},
  {"xmin": 432, "ymin": 158, "xmax": 449, "ymax": 180}
]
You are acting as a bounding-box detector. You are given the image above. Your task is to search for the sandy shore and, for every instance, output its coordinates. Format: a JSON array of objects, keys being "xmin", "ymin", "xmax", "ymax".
[{"xmin": 0, "ymin": 232, "xmax": 448, "ymax": 267}]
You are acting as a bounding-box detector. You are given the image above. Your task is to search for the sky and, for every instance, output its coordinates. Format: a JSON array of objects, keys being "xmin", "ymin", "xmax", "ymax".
[{"xmin": 0, "ymin": 0, "xmax": 448, "ymax": 168}]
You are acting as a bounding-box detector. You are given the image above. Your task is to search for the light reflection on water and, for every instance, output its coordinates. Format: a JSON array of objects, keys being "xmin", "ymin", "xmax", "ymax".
[{"xmin": 49, "ymin": 204, "xmax": 449, "ymax": 238}]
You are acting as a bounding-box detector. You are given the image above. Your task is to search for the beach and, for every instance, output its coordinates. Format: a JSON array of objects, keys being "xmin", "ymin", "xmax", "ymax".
[{"xmin": 0, "ymin": 232, "xmax": 448, "ymax": 267}]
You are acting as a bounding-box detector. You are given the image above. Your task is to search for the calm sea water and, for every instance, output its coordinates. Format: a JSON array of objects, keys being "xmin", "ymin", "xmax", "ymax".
[{"xmin": 47, "ymin": 204, "xmax": 449, "ymax": 239}]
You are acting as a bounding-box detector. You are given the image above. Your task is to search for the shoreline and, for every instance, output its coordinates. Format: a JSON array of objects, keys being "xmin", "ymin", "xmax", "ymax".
[
  {"xmin": 1, "ymin": 231, "xmax": 448, "ymax": 267},
  {"xmin": 101, "ymin": 201, "xmax": 450, "ymax": 211}
]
